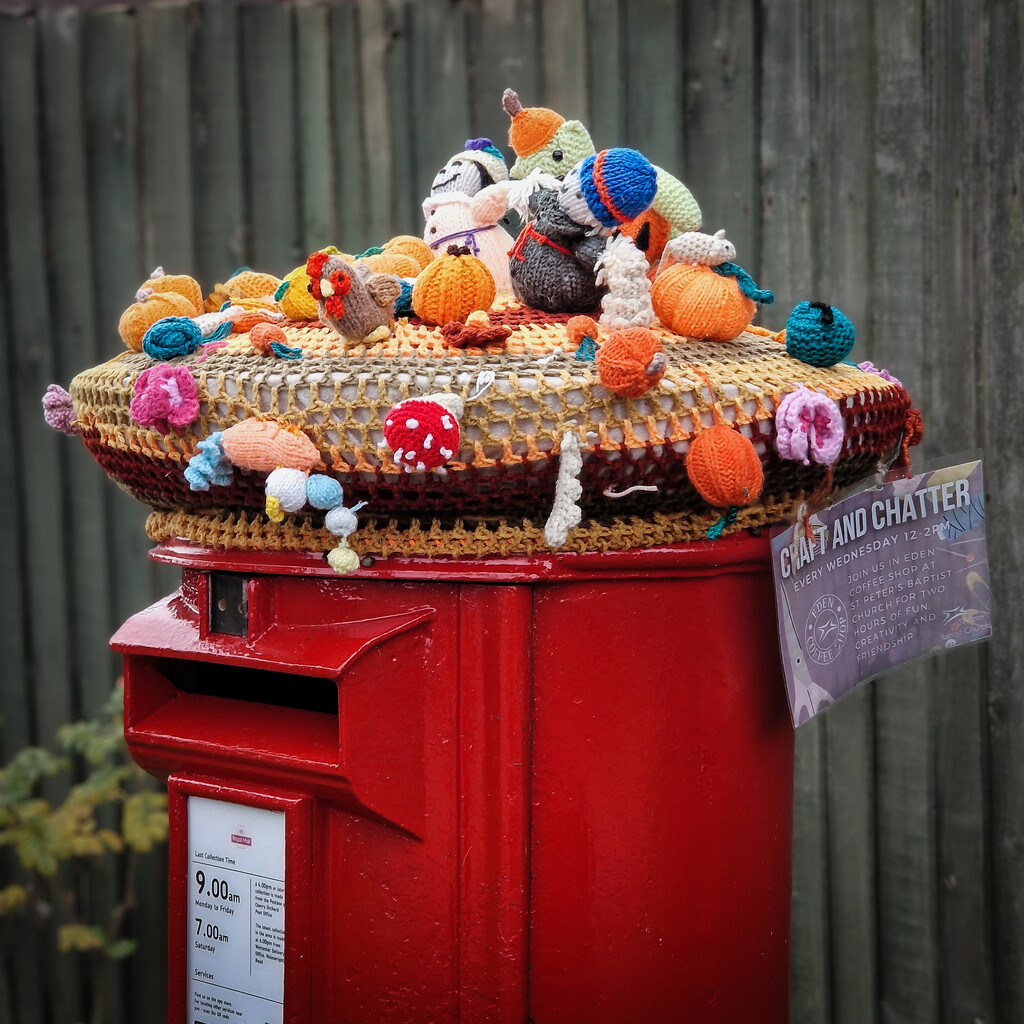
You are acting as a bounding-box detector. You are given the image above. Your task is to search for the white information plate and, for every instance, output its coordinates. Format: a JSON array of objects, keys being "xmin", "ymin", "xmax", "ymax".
[{"xmin": 187, "ymin": 797, "xmax": 286, "ymax": 1024}]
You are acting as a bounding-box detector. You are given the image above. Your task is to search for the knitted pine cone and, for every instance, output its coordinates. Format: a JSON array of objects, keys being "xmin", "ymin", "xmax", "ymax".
[{"xmin": 69, "ymin": 300, "xmax": 916, "ymax": 558}]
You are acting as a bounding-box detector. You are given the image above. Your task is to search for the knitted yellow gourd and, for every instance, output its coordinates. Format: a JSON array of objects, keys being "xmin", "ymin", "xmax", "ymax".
[
  {"xmin": 383, "ymin": 235, "xmax": 435, "ymax": 273},
  {"xmin": 360, "ymin": 251, "xmax": 421, "ymax": 278},
  {"xmin": 412, "ymin": 245, "xmax": 496, "ymax": 326},
  {"xmin": 651, "ymin": 263, "xmax": 754, "ymax": 342},
  {"xmin": 118, "ymin": 290, "xmax": 198, "ymax": 352},
  {"xmin": 277, "ymin": 264, "xmax": 320, "ymax": 320},
  {"xmin": 141, "ymin": 267, "xmax": 203, "ymax": 315},
  {"xmin": 686, "ymin": 425, "xmax": 763, "ymax": 507}
]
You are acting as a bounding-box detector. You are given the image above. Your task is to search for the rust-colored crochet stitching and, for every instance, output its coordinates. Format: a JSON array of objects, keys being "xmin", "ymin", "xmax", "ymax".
[{"xmin": 71, "ymin": 305, "xmax": 915, "ymax": 556}]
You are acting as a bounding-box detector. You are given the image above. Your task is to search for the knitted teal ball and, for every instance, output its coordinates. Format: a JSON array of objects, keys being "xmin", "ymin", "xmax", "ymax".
[
  {"xmin": 785, "ymin": 302, "xmax": 855, "ymax": 367},
  {"xmin": 578, "ymin": 148, "xmax": 657, "ymax": 228},
  {"xmin": 142, "ymin": 316, "xmax": 203, "ymax": 360}
]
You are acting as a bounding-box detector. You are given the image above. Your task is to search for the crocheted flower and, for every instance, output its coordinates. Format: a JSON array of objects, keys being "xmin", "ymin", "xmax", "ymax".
[
  {"xmin": 184, "ymin": 432, "xmax": 233, "ymax": 491},
  {"xmin": 42, "ymin": 384, "xmax": 79, "ymax": 435},
  {"xmin": 775, "ymin": 386, "xmax": 845, "ymax": 466},
  {"xmin": 857, "ymin": 360, "xmax": 903, "ymax": 389},
  {"xmin": 130, "ymin": 365, "xmax": 200, "ymax": 434}
]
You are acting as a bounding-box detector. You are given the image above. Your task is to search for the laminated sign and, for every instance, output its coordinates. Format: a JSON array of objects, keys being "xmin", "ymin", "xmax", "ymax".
[{"xmin": 772, "ymin": 459, "xmax": 991, "ymax": 726}]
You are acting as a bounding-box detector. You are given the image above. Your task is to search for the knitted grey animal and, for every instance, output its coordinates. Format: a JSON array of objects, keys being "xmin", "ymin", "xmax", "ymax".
[
  {"xmin": 508, "ymin": 185, "xmax": 607, "ymax": 313},
  {"xmin": 306, "ymin": 254, "xmax": 402, "ymax": 344}
]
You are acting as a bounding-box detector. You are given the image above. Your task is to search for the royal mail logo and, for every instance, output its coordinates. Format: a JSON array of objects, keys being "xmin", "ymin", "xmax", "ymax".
[{"xmin": 230, "ymin": 828, "xmax": 251, "ymax": 847}]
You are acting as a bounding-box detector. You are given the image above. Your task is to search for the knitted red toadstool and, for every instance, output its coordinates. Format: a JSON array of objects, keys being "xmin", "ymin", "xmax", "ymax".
[{"xmin": 382, "ymin": 393, "xmax": 465, "ymax": 471}]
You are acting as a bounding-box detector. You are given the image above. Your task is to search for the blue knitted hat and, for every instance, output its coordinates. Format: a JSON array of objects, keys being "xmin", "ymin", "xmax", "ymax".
[{"xmin": 578, "ymin": 148, "xmax": 658, "ymax": 228}]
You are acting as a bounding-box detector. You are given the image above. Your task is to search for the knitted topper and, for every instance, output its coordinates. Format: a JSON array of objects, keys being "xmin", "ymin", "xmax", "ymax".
[{"xmin": 502, "ymin": 88, "xmax": 595, "ymax": 180}]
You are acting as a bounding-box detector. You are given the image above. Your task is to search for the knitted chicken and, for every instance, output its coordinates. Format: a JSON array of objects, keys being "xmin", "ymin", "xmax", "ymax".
[{"xmin": 305, "ymin": 252, "xmax": 402, "ymax": 344}]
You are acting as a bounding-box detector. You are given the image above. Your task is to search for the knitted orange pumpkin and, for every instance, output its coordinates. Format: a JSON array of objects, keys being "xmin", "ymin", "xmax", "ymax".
[
  {"xmin": 383, "ymin": 235, "xmax": 435, "ymax": 273},
  {"xmin": 686, "ymin": 425, "xmax": 764, "ymax": 507},
  {"xmin": 412, "ymin": 245, "xmax": 496, "ymax": 326},
  {"xmin": 596, "ymin": 327, "xmax": 667, "ymax": 398},
  {"xmin": 651, "ymin": 263, "xmax": 754, "ymax": 341},
  {"xmin": 118, "ymin": 290, "xmax": 198, "ymax": 352},
  {"xmin": 141, "ymin": 268, "xmax": 203, "ymax": 315}
]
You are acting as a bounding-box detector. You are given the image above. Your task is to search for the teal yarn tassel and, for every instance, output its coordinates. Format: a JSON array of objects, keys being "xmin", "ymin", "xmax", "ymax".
[
  {"xmin": 712, "ymin": 262, "xmax": 774, "ymax": 305},
  {"xmin": 355, "ymin": 245, "xmax": 385, "ymax": 259},
  {"xmin": 273, "ymin": 279, "xmax": 289, "ymax": 302},
  {"xmin": 707, "ymin": 505, "xmax": 740, "ymax": 540},
  {"xmin": 206, "ymin": 321, "xmax": 233, "ymax": 342},
  {"xmin": 271, "ymin": 341, "xmax": 303, "ymax": 359},
  {"xmin": 574, "ymin": 335, "xmax": 597, "ymax": 361}
]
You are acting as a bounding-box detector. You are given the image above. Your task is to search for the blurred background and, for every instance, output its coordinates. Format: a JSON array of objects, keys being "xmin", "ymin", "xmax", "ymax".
[{"xmin": 0, "ymin": 0, "xmax": 1021, "ymax": 1021}]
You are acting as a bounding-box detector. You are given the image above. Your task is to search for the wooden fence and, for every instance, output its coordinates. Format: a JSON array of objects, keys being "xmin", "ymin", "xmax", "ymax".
[{"xmin": 0, "ymin": 0, "xmax": 1021, "ymax": 1021}]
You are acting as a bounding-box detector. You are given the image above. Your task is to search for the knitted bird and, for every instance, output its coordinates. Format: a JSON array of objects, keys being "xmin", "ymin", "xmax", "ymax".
[
  {"xmin": 502, "ymin": 88, "xmax": 596, "ymax": 180},
  {"xmin": 305, "ymin": 252, "xmax": 403, "ymax": 344}
]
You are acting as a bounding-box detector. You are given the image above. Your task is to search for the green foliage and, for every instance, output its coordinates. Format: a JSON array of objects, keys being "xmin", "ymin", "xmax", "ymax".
[{"xmin": 0, "ymin": 683, "xmax": 168, "ymax": 1017}]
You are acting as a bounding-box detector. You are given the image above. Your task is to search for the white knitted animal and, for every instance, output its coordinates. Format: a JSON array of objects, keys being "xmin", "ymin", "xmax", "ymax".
[
  {"xmin": 660, "ymin": 228, "xmax": 736, "ymax": 269},
  {"xmin": 422, "ymin": 191, "xmax": 514, "ymax": 290},
  {"xmin": 595, "ymin": 233, "xmax": 655, "ymax": 329}
]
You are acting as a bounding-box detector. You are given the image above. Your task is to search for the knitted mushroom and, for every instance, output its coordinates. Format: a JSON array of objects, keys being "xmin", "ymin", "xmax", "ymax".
[{"xmin": 382, "ymin": 393, "xmax": 465, "ymax": 471}]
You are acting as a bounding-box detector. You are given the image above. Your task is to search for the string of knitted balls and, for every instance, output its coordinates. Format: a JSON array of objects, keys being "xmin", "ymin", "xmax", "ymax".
[{"xmin": 785, "ymin": 301, "xmax": 856, "ymax": 366}]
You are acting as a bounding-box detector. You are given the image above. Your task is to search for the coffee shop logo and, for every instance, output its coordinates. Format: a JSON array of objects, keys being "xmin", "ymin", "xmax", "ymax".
[{"xmin": 804, "ymin": 595, "xmax": 849, "ymax": 665}]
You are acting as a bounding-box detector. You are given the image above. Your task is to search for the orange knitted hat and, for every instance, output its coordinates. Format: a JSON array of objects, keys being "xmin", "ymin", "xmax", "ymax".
[{"xmin": 502, "ymin": 88, "xmax": 564, "ymax": 157}]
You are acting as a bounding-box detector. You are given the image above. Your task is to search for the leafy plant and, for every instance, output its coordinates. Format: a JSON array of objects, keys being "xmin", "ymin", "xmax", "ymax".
[{"xmin": 0, "ymin": 683, "xmax": 168, "ymax": 1023}]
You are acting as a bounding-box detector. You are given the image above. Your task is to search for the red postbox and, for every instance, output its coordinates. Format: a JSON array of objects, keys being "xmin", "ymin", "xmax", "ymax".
[{"xmin": 114, "ymin": 531, "xmax": 793, "ymax": 1023}]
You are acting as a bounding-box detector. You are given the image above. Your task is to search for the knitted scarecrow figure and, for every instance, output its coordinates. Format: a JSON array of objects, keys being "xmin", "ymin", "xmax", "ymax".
[
  {"xmin": 502, "ymin": 88, "xmax": 596, "ymax": 180},
  {"xmin": 509, "ymin": 148, "xmax": 658, "ymax": 313},
  {"xmin": 430, "ymin": 138, "xmax": 509, "ymax": 197}
]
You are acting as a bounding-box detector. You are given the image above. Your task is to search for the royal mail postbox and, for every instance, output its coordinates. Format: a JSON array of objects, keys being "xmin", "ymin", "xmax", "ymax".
[{"xmin": 113, "ymin": 532, "xmax": 793, "ymax": 1024}]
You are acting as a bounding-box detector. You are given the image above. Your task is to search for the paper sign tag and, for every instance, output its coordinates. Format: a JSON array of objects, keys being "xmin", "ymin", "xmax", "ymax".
[
  {"xmin": 771, "ymin": 459, "xmax": 991, "ymax": 726},
  {"xmin": 187, "ymin": 797, "xmax": 286, "ymax": 1024}
]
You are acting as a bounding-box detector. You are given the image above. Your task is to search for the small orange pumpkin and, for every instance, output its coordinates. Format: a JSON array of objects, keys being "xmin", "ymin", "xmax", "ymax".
[
  {"xmin": 651, "ymin": 263, "xmax": 754, "ymax": 341},
  {"xmin": 686, "ymin": 425, "xmax": 763, "ymax": 507},
  {"xmin": 142, "ymin": 268, "xmax": 203, "ymax": 315},
  {"xmin": 412, "ymin": 245, "xmax": 496, "ymax": 326},
  {"xmin": 596, "ymin": 327, "xmax": 667, "ymax": 398},
  {"xmin": 118, "ymin": 290, "xmax": 198, "ymax": 352},
  {"xmin": 359, "ymin": 251, "xmax": 421, "ymax": 278}
]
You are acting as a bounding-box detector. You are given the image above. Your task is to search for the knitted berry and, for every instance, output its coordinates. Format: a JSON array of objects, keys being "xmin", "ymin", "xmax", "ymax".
[
  {"xmin": 595, "ymin": 327, "xmax": 666, "ymax": 398},
  {"xmin": 687, "ymin": 426, "xmax": 764, "ymax": 508},
  {"xmin": 785, "ymin": 302, "xmax": 856, "ymax": 367},
  {"xmin": 382, "ymin": 393, "xmax": 465, "ymax": 471}
]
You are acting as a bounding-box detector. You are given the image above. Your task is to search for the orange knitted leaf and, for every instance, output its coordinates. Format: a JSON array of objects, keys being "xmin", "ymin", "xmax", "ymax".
[
  {"xmin": 652, "ymin": 263, "xmax": 754, "ymax": 342},
  {"xmin": 686, "ymin": 425, "xmax": 764, "ymax": 507},
  {"xmin": 221, "ymin": 419, "xmax": 321, "ymax": 473}
]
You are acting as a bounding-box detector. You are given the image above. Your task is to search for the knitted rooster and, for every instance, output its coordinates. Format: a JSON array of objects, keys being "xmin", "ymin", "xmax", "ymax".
[{"xmin": 305, "ymin": 252, "xmax": 402, "ymax": 344}]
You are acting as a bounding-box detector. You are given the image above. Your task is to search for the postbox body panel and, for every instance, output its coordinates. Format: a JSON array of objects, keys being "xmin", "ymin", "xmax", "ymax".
[{"xmin": 116, "ymin": 536, "xmax": 792, "ymax": 1023}]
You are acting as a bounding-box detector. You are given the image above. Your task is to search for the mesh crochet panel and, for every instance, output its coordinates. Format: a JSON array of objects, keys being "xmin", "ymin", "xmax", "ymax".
[{"xmin": 70, "ymin": 306, "xmax": 914, "ymax": 556}]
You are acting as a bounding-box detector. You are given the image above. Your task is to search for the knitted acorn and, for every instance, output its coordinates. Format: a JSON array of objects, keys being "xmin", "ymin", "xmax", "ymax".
[
  {"xmin": 412, "ymin": 245, "xmax": 496, "ymax": 326},
  {"xmin": 687, "ymin": 426, "xmax": 764, "ymax": 508},
  {"xmin": 382, "ymin": 393, "xmax": 464, "ymax": 471},
  {"xmin": 119, "ymin": 289, "xmax": 197, "ymax": 352},
  {"xmin": 785, "ymin": 302, "xmax": 856, "ymax": 366},
  {"xmin": 502, "ymin": 88, "xmax": 596, "ymax": 180},
  {"xmin": 141, "ymin": 267, "xmax": 203, "ymax": 315},
  {"xmin": 596, "ymin": 327, "xmax": 666, "ymax": 398}
]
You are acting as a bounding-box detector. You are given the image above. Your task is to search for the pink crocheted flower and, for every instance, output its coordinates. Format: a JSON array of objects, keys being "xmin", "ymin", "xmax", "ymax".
[
  {"xmin": 130, "ymin": 364, "xmax": 199, "ymax": 433},
  {"xmin": 857, "ymin": 360, "xmax": 903, "ymax": 389},
  {"xmin": 42, "ymin": 384, "xmax": 79, "ymax": 435},
  {"xmin": 775, "ymin": 386, "xmax": 844, "ymax": 466}
]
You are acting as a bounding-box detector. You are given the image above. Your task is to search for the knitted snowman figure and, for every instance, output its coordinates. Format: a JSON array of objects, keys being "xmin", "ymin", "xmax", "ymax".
[
  {"xmin": 430, "ymin": 138, "xmax": 509, "ymax": 197},
  {"xmin": 508, "ymin": 148, "xmax": 658, "ymax": 314}
]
